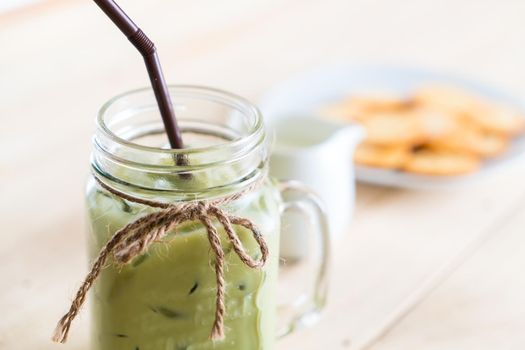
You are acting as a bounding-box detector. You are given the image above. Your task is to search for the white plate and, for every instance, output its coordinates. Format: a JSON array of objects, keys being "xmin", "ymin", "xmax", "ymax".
[{"xmin": 259, "ymin": 65, "xmax": 525, "ymax": 189}]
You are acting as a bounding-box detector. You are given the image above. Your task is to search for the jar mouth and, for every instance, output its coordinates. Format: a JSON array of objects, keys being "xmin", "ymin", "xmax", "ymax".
[
  {"xmin": 93, "ymin": 85, "xmax": 269, "ymax": 195},
  {"xmin": 97, "ymin": 85, "xmax": 264, "ymax": 158}
]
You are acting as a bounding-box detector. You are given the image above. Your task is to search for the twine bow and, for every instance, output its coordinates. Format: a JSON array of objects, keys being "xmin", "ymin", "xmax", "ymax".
[{"xmin": 52, "ymin": 175, "xmax": 268, "ymax": 343}]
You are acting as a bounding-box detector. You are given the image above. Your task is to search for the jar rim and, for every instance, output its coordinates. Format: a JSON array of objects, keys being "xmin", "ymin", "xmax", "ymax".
[
  {"xmin": 97, "ymin": 85, "xmax": 265, "ymax": 156},
  {"xmin": 92, "ymin": 85, "xmax": 269, "ymax": 196}
]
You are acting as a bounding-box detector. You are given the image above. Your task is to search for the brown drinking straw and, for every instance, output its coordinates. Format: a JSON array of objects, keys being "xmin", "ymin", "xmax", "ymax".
[{"xmin": 93, "ymin": 0, "xmax": 184, "ymax": 149}]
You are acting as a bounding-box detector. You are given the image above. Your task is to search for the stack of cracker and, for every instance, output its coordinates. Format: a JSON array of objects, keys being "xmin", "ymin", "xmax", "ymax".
[{"xmin": 322, "ymin": 86, "xmax": 525, "ymax": 176}]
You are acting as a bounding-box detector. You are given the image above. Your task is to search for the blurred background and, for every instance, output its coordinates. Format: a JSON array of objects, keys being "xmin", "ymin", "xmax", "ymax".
[{"xmin": 2, "ymin": 0, "xmax": 525, "ymax": 349}]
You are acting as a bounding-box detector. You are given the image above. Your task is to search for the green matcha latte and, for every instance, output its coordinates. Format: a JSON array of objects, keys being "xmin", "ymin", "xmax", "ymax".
[{"xmin": 86, "ymin": 175, "xmax": 281, "ymax": 350}]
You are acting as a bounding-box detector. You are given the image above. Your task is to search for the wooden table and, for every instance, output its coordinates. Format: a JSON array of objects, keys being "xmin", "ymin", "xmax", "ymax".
[{"xmin": 2, "ymin": 1, "xmax": 525, "ymax": 349}]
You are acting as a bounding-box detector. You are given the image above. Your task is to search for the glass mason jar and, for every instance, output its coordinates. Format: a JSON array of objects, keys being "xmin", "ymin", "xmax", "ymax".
[{"xmin": 86, "ymin": 86, "xmax": 329, "ymax": 350}]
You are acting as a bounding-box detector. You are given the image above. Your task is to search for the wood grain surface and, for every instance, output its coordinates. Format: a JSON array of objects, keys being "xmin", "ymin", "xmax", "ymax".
[{"xmin": 1, "ymin": 1, "xmax": 525, "ymax": 349}]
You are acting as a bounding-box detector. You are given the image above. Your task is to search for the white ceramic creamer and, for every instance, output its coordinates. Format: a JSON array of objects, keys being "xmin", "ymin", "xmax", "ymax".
[{"xmin": 269, "ymin": 117, "xmax": 364, "ymax": 259}]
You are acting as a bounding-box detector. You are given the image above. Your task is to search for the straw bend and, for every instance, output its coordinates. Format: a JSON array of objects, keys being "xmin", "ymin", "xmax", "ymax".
[{"xmin": 128, "ymin": 29, "xmax": 156, "ymax": 57}]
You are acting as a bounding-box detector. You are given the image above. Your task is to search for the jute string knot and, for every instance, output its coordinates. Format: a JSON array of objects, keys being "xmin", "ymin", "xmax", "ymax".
[{"xmin": 52, "ymin": 175, "xmax": 268, "ymax": 344}]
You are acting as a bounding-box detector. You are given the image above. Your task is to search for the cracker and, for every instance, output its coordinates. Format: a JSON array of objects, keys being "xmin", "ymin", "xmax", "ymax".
[
  {"xmin": 428, "ymin": 127, "xmax": 508, "ymax": 158},
  {"xmin": 410, "ymin": 106, "xmax": 460, "ymax": 140},
  {"xmin": 359, "ymin": 111, "xmax": 425, "ymax": 145},
  {"xmin": 404, "ymin": 150, "xmax": 480, "ymax": 176},
  {"xmin": 412, "ymin": 85, "xmax": 481, "ymax": 113},
  {"xmin": 467, "ymin": 103, "xmax": 525, "ymax": 136},
  {"xmin": 321, "ymin": 93, "xmax": 410, "ymax": 122},
  {"xmin": 354, "ymin": 143, "xmax": 410, "ymax": 169}
]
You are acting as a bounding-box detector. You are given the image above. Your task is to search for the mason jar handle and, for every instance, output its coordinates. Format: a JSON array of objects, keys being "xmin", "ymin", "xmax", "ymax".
[{"xmin": 277, "ymin": 180, "xmax": 331, "ymax": 337}]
